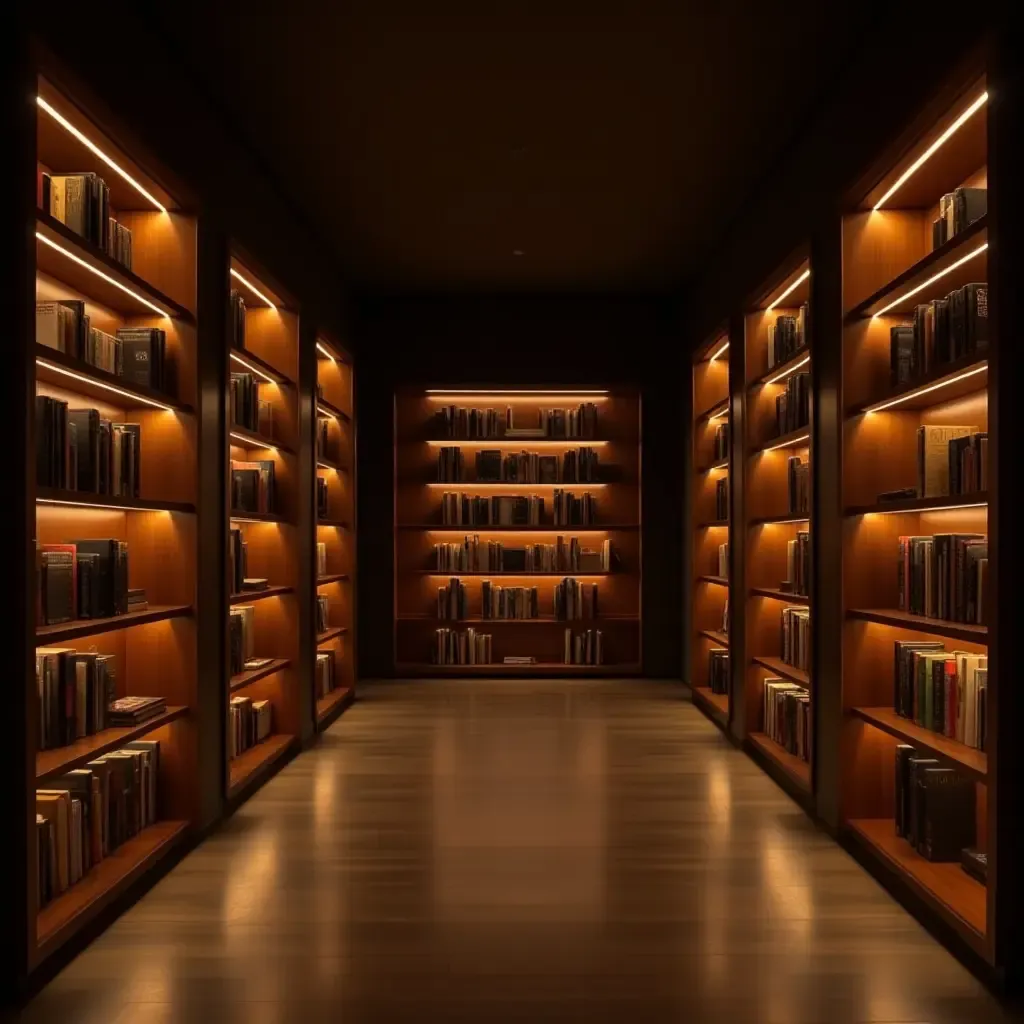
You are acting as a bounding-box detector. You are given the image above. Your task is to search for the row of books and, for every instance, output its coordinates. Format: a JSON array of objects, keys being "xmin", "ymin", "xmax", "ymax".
[
  {"xmin": 231, "ymin": 459, "xmax": 276, "ymax": 515},
  {"xmin": 317, "ymin": 478, "xmax": 329, "ymax": 519},
  {"xmin": 229, "ymin": 291, "xmax": 246, "ymax": 350},
  {"xmin": 436, "ymin": 447, "xmax": 464, "ymax": 482},
  {"xmin": 315, "ymin": 650, "xmax": 337, "ymax": 699},
  {"xmin": 932, "ymin": 187, "xmax": 986, "ymax": 250},
  {"xmin": 786, "ymin": 531, "xmax": 810, "ymax": 598},
  {"xmin": 39, "ymin": 171, "xmax": 133, "ymax": 270},
  {"xmin": 553, "ymin": 578, "xmax": 599, "ymax": 621},
  {"xmin": 894, "ymin": 641, "xmax": 987, "ymax": 750},
  {"xmin": 436, "ymin": 407, "xmax": 505, "ymax": 439},
  {"xmin": 435, "ymin": 628, "xmax": 493, "ymax": 665},
  {"xmin": 713, "ymin": 422, "xmax": 729, "ymax": 462},
  {"xmin": 890, "ymin": 282, "xmax": 987, "ymax": 386},
  {"xmin": 229, "ymin": 605, "xmax": 255, "ymax": 676},
  {"xmin": 438, "ymin": 448, "xmax": 602, "ymax": 484},
  {"xmin": 716, "ymin": 542, "xmax": 728, "ymax": 579},
  {"xmin": 480, "ymin": 583, "xmax": 539, "ymax": 620},
  {"xmin": 788, "ymin": 456, "xmax": 809, "ymax": 516},
  {"xmin": 433, "ymin": 537, "xmax": 611, "ymax": 573},
  {"xmin": 37, "ymin": 397, "xmax": 140, "ymax": 497},
  {"xmin": 316, "ymin": 594, "xmax": 331, "ymax": 634},
  {"xmin": 36, "ymin": 737, "xmax": 160, "ymax": 909},
  {"xmin": 37, "ymin": 538, "xmax": 132, "ymax": 625},
  {"xmin": 230, "ymin": 372, "xmax": 272, "ymax": 436},
  {"xmin": 767, "ymin": 304, "xmax": 808, "ymax": 369},
  {"xmin": 916, "ymin": 425, "xmax": 987, "ymax": 498},
  {"xmin": 38, "ymin": 301, "xmax": 169, "ymax": 392},
  {"xmin": 781, "ymin": 605, "xmax": 810, "ymax": 671},
  {"xmin": 437, "ymin": 491, "xmax": 598, "ymax": 526},
  {"xmin": 229, "ymin": 696, "xmax": 273, "ymax": 759},
  {"xmin": 897, "ymin": 533, "xmax": 987, "ymax": 624},
  {"xmin": 436, "ymin": 578, "xmax": 469, "ymax": 620},
  {"xmin": 715, "ymin": 477, "xmax": 728, "ymax": 521},
  {"xmin": 775, "ymin": 372, "xmax": 810, "ymax": 437},
  {"xmin": 763, "ymin": 679, "xmax": 810, "ymax": 762},
  {"xmin": 708, "ymin": 647, "xmax": 729, "ymax": 695},
  {"xmin": 435, "ymin": 403, "xmax": 600, "ymax": 440},
  {"xmin": 565, "ymin": 628, "xmax": 603, "ymax": 665}
]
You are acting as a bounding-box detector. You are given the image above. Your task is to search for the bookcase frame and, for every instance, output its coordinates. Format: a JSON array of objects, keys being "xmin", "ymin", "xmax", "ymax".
[{"xmin": 393, "ymin": 387, "xmax": 642, "ymax": 675}]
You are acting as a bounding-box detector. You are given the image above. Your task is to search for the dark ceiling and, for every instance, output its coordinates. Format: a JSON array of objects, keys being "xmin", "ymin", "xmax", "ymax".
[{"xmin": 153, "ymin": 3, "xmax": 867, "ymax": 292}]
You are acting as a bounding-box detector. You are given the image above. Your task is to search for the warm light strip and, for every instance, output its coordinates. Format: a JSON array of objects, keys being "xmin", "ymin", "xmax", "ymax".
[
  {"xmin": 765, "ymin": 354, "xmax": 811, "ymax": 386},
  {"xmin": 426, "ymin": 482, "xmax": 607, "ymax": 488},
  {"xmin": 865, "ymin": 364, "xmax": 987, "ymax": 413},
  {"xmin": 424, "ymin": 440, "xmax": 609, "ymax": 448},
  {"xmin": 230, "ymin": 268, "xmax": 277, "ymax": 309},
  {"xmin": 864, "ymin": 502, "xmax": 987, "ymax": 517},
  {"xmin": 873, "ymin": 92, "xmax": 989, "ymax": 210},
  {"xmin": 709, "ymin": 340, "xmax": 730, "ymax": 361},
  {"xmin": 762, "ymin": 432, "xmax": 810, "ymax": 452},
  {"xmin": 36, "ymin": 233, "xmax": 170, "ymax": 317},
  {"xmin": 872, "ymin": 244, "xmax": 988, "ymax": 317},
  {"xmin": 704, "ymin": 462, "xmax": 728, "ymax": 474},
  {"xmin": 316, "ymin": 341, "xmax": 336, "ymax": 361},
  {"xmin": 229, "ymin": 351, "xmax": 278, "ymax": 385},
  {"xmin": 36, "ymin": 358, "xmax": 173, "ymax": 411},
  {"xmin": 426, "ymin": 528, "xmax": 610, "ymax": 533},
  {"xmin": 230, "ymin": 515, "xmax": 277, "ymax": 524},
  {"xmin": 709, "ymin": 408, "xmax": 730, "ymax": 422},
  {"xmin": 424, "ymin": 573, "xmax": 608, "ymax": 578},
  {"xmin": 37, "ymin": 498, "xmax": 172, "ymax": 513},
  {"xmin": 230, "ymin": 431, "xmax": 276, "ymax": 452},
  {"xmin": 426, "ymin": 389, "xmax": 609, "ymax": 396},
  {"xmin": 318, "ymin": 461, "xmax": 344, "ymax": 471},
  {"xmin": 759, "ymin": 517, "xmax": 810, "ymax": 525},
  {"xmin": 317, "ymin": 404, "xmax": 337, "ymax": 419},
  {"xmin": 37, "ymin": 97, "xmax": 168, "ymax": 213},
  {"xmin": 766, "ymin": 269, "xmax": 811, "ymax": 311}
]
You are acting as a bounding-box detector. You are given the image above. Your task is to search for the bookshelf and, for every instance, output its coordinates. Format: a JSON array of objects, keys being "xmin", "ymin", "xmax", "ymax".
[
  {"xmin": 225, "ymin": 258, "xmax": 300, "ymax": 798},
  {"xmin": 29, "ymin": 77, "xmax": 198, "ymax": 969},
  {"xmin": 314, "ymin": 335, "xmax": 356, "ymax": 728},
  {"xmin": 690, "ymin": 332, "xmax": 731, "ymax": 727},
  {"xmin": 839, "ymin": 79, "xmax": 994, "ymax": 964},
  {"xmin": 394, "ymin": 388, "xmax": 642, "ymax": 674},
  {"xmin": 743, "ymin": 258, "xmax": 813, "ymax": 798}
]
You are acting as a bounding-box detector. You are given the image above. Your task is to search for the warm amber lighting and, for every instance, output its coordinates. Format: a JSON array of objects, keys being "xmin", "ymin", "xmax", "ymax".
[
  {"xmin": 425, "ymin": 389, "xmax": 609, "ymax": 396},
  {"xmin": 36, "ymin": 232, "xmax": 170, "ymax": 317},
  {"xmin": 36, "ymin": 357, "xmax": 173, "ymax": 411},
  {"xmin": 37, "ymin": 96, "xmax": 168, "ymax": 213},
  {"xmin": 230, "ymin": 432, "xmax": 276, "ymax": 452},
  {"xmin": 709, "ymin": 340, "xmax": 730, "ymax": 361},
  {"xmin": 425, "ymin": 482, "xmax": 607, "ymax": 488},
  {"xmin": 318, "ymin": 461, "xmax": 345, "ymax": 472},
  {"xmin": 763, "ymin": 432, "xmax": 810, "ymax": 452},
  {"xmin": 317, "ymin": 404, "xmax": 337, "ymax": 419},
  {"xmin": 862, "ymin": 501, "xmax": 987, "ymax": 517},
  {"xmin": 705, "ymin": 461, "xmax": 728, "ymax": 474},
  {"xmin": 229, "ymin": 351, "xmax": 278, "ymax": 385},
  {"xmin": 424, "ymin": 572, "xmax": 608, "ymax": 578},
  {"xmin": 872, "ymin": 244, "xmax": 988, "ymax": 317},
  {"xmin": 230, "ymin": 268, "xmax": 277, "ymax": 309},
  {"xmin": 766, "ymin": 269, "xmax": 810, "ymax": 311},
  {"xmin": 316, "ymin": 341, "xmax": 336, "ymax": 361},
  {"xmin": 709, "ymin": 408, "xmax": 730, "ymax": 422},
  {"xmin": 758, "ymin": 517, "xmax": 810, "ymax": 525},
  {"xmin": 426, "ymin": 528, "xmax": 610, "ymax": 534},
  {"xmin": 872, "ymin": 92, "xmax": 989, "ymax": 210},
  {"xmin": 37, "ymin": 497, "xmax": 174, "ymax": 513},
  {"xmin": 864, "ymin": 363, "xmax": 987, "ymax": 413},
  {"xmin": 424, "ymin": 440, "xmax": 608, "ymax": 448},
  {"xmin": 765, "ymin": 354, "xmax": 810, "ymax": 386},
  {"xmin": 230, "ymin": 515, "xmax": 279, "ymax": 524}
]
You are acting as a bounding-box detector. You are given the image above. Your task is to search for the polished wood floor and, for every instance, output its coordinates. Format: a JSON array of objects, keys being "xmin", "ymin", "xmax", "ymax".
[{"xmin": 18, "ymin": 680, "xmax": 1016, "ymax": 1022}]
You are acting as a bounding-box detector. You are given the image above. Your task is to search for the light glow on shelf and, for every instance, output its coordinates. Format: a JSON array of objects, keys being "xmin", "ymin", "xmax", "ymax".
[
  {"xmin": 862, "ymin": 501, "xmax": 987, "ymax": 517},
  {"xmin": 424, "ymin": 439, "xmax": 608, "ymax": 448},
  {"xmin": 37, "ymin": 498, "xmax": 175, "ymax": 513},
  {"xmin": 872, "ymin": 92, "xmax": 989, "ymax": 210},
  {"xmin": 229, "ymin": 351, "xmax": 278, "ymax": 385},
  {"xmin": 229, "ymin": 516, "xmax": 280, "ymax": 525},
  {"xmin": 425, "ymin": 389, "xmax": 609, "ymax": 396},
  {"xmin": 757, "ymin": 517, "xmax": 810, "ymax": 525},
  {"xmin": 230, "ymin": 268, "xmax": 277, "ymax": 309},
  {"xmin": 36, "ymin": 357, "xmax": 174, "ymax": 411},
  {"xmin": 316, "ymin": 341, "xmax": 336, "ymax": 361},
  {"xmin": 426, "ymin": 482, "xmax": 607, "ymax": 488},
  {"xmin": 36, "ymin": 233, "xmax": 170, "ymax": 317},
  {"xmin": 872, "ymin": 244, "xmax": 988, "ymax": 318},
  {"xmin": 765, "ymin": 354, "xmax": 810, "ymax": 386},
  {"xmin": 762, "ymin": 432, "xmax": 810, "ymax": 452},
  {"xmin": 37, "ymin": 96, "xmax": 168, "ymax": 213},
  {"xmin": 424, "ymin": 527, "xmax": 612, "ymax": 534},
  {"xmin": 766, "ymin": 269, "xmax": 811, "ymax": 311},
  {"xmin": 318, "ymin": 461, "xmax": 345, "ymax": 471},
  {"xmin": 317, "ymin": 404, "xmax": 337, "ymax": 419},
  {"xmin": 709, "ymin": 340, "xmax": 730, "ymax": 361},
  {"xmin": 864, "ymin": 364, "xmax": 987, "ymax": 413},
  {"xmin": 230, "ymin": 432, "xmax": 277, "ymax": 452}
]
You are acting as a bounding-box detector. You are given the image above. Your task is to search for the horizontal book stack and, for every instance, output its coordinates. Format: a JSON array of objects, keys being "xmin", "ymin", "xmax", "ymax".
[
  {"xmin": 436, "ymin": 628, "xmax": 493, "ymax": 665},
  {"xmin": 230, "ymin": 460, "xmax": 276, "ymax": 514},
  {"xmin": 767, "ymin": 304, "xmax": 808, "ymax": 368},
  {"xmin": 37, "ymin": 538, "xmax": 129, "ymax": 625},
  {"xmin": 481, "ymin": 583, "xmax": 539, "ymax": 620},
  {"xmin": 932, "ymin": 187, "xmax": 986, "ymax": 249},
  {"xmin": 229, "ymin": 696, "xmax": 272, "ymax": 759},
  {"xmin": 775, "ymin": 372, "xmax": 809, "ymax": 436},
  {"xmin": 315, "ymin": 650, "xmax": 336, "ymax": 699},
  {"xmin": 565, "ymin": 628, "xmax": 603, "ymax": 665},
  {"xmin": 764, "ymin": 678, "xmax": 811, "ymax": 761},
  {"xmin": 553, "ymin": 578, "xmax": 598, "ymax": 620},
  {"xmin": 897, "ymin": 533, "xmax": 987, "ymax": 623},
  {"xmin": 437, "ymin": 579, "xmax": 469, "ymax": 620},
  {"xmin": 781, "ymin": 605, "xmax": 810, "ymax": 671},
  {"xmin": 786, "ymin": 531, "xmax": 810, "ymax": 597},
  {"xmin": 787, "ymin": 456, "xmax": 809, "ymax": 515},
  {"xmin": 708, "ymin": 647, "xmax": 729, "ymax": 695}
]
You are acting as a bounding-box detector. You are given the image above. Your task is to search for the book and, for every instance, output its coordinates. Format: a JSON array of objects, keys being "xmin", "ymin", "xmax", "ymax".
[
  {"xmin": 241, "ymin": 578, "xmax": 270, "ymax": 591},
  {"xmin": 107, "ymin": 696, "xmax": 166, "ymax": 726},
  {"xmin": 435, "ymin": 628, "xmax": 493, "ymax": 665},
  {"xmin": 707, "ymin": 647, "xmax": 728, "ymax": 694},
  {"xmin": 916, "ymin": 425, "xmax": 977, "ymax": 497},
  {"xmin": 38, "ymin": 545, "xmax": 76, "ymax": 625},
  {"xmin": 116, "ymin": 328, "xmax": 166, "ymax": 392}
]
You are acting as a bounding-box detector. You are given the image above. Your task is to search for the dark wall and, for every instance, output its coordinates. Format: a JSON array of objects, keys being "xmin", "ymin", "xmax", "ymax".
[{"xmin": 354, "ymin": 294, "xmax": 683, "ymax": 679}]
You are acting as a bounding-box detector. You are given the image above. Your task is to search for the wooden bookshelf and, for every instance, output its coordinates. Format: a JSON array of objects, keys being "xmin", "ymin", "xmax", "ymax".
[
  {"xmin": 314, "ymin": 334, "xmax": 356, "ymax": 729},
  {"xmin": 28, "ymin": 75, "xmax": 201, "ymax": 972},
  {"xmin": 394, "ymin": 388, "xmax": 641, "ymax": 674},
  {"xmin": 839, "ymin": 76, "xmax": 996, "ymax": 966}
]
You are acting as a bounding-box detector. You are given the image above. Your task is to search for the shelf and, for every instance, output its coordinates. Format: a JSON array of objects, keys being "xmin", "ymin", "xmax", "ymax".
[
  {"xmin": 228, "ymin": 346, "xmax": 293, "ymax": 387},
  {"xmin": 227, "ymin": 734, "xmax": 295, "ymax": 798},
  {"xmin": 748, "ymin": 347, "xmax": 811, "ymax": 391},
  {"xmin": 35, "ymin": 212, "xmax": 195, "ymax": 322},
  {"xmin": 415, "ymin": 570, "xmax": 611, "ymax": 577},
  {"xmin": 316, "ymin": 686, "xmax": 353, "ymax": 726},
  {"xmin": 317, "ymin": 518, "xmax": 350, "ymax": 529},
  {"xmin": 229, "ymin": 585, "xmax": 294, "ymax": 605},
  {"xmin": 230, "ymin": 510, "xmax": 289, "ymax": 524},
  {"xmin": 35, "ymin": 345, "xmax": 193, "ymax": 415},
  {"xmin": 36, "ymin": 706, "xmax": 188, "ymax": 780},
  {"xmin": 229, "ymin": 658, "xmax": 291, "ymax": 692},
  {"xmin": 229, "ymin": 425, "xmax": 294, "ymax": 455},
  {"xmin": 316, "ymin": 397, "xmax": 351, "ymax": 422},
  {"xmin": 752, "ymin": 655, "xmax": 809, "ymax": 687},
  {"xmin": 748, "ymin": 732, "xmax": 811, "ymax": 793},
  {"xmin": 36, "ymin": 820, "xmax": 188, "ymax": 962},
  {"xmin": 697, "ymin": 575, "xmax": 729, "ymax": 587},
  {"xmin": 695, "ymin": 397, "xmax": 729, "ymax": 422},
  {"xmin": 849, "ymin": 217, "xmax": 989, "ymax": 320},
  {"xmin": 749, "ymin": 514, "xmax": 809, "ymax": 526},
  {"xmin": 36, "ymin": 604, "xmax": 193, "ymax": 644},
  {"xmin": 692, "ymin": 686, "xmax": 729, "ymax": 719},
  {"xmin": 699, "ymin": 629, "xmax": 729, "ymax": 646},
  {"xmin": 849, "ymin": 353, "xmax": 988, "ymax": 417},
  {"xmin": 845, "ymin": 493, "xmax": 988, "ymax": 517},
  {"xmin": 317, "ymin": 627, "xmax": 348, "ymax": 644},
  {"xmin": 426, "ymin": 481, "xmax": 607, "ymax": 489},
  {"xmin": 697, "ymin": 519, "xmax": 729, "ymax": 529},
  {"xmin": 317, "ymin": 456, "xmax": 348, "ymax": 472},
  {"xmin": 847, "ymin": 819, "xmax": 986, "ymax": 947},
  {"xmin": 698, "ymin": 457, "xmax": 729, "ymax": 474},
  {"xmin": 36, "ymin": 488, "xmax": 195, "ymax": 515},
  {"xmin": 317, "ymin": 574, "xmax": 350, "ymax": 585},
  {"xmin": 846, "ymin": 608, "xmax": 986, "ymax": 642},
  {"xmin": 399, "ymin": 615, "xmax": 639, "ymax": 625},
  {"xmin": 850, "ymin": 707, "xmax": 987, "ymax": 780},
  {"xmin": 750, "ymin": 587, "xmax": 809, "ymax": 604},
  {"xmin": 396, "ymin": 523, "xmax": 637, "ymax": 532},
  {"xmin": 396, "ymin": 662, "xmax": 642, "ymax": 676},
  {"xmin": 752, "ymin": 426, "xmax": 811, "ymax": 455}
]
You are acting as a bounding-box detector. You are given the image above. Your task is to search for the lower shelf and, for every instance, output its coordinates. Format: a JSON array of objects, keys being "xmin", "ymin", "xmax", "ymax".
[
  {"xmin": 35, "ymin": 819, "xmax": 188, "ymax": 963},
  {"xmin": 316, "ymin": 686, "xmax": 353, "ymax": 725},
  {"xmin": 396, "ymin": 662, "xmax": 641, "ymax": 676},
  {"xmin": 692, "ymin": 686, "xmax": 728, "ymax": 720},
  {"xmin": 847, "ymin": 818, "xmax": 986, "ymax": 952},
  {"xmin": 747, "ymin": 731, "xmax": 811, "ymax": 793},
  {"xmin": 228, "ymin": 734, "xmax": 295, "ymax": 797}
]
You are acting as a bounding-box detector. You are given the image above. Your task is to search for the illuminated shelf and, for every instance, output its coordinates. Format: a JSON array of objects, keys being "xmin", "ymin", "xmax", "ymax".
[
  {"xmin": 396, "ymin": 523, "xmax": 637, "ymax": 532},
  {"xmin": 317, "ymin": 627, "xmax": 348, "ymax": 644},
  {"xmin": 399, "ymin": 615, "xmax": 638, "ymax": 625},
  {"xmin": 751, "ymin": 655, "xmax": 808, "ymax": 687},
  {"xmin": 748, "ymin": 347, "xmax": 810, "ymax": 390},
  {"xmin": 228, "ymin": 346, "xmax": 293, "ymax": 387},
  {"xmin": 36, "ymin": 604, "xmax": 193, "ymax": 644},
  {"xmin": 752, "ymin": 426, "xmax": 811, "ymax": 455},
  {"xmin": 698, "ymin": 457, "xmax": 729, "ymax": 473},
  {"xmin": 229, "ymin": 425, "xmax": 294, "ymax": 455},
  {"xmin": 415, "ymin": 570, "xmax": 611, "ymax": 577},
  {"xmin": 750, "ymin": 514, "xmax": 809, "ymax": 526},
  {"xmin": 423, "ymin": 438, "xmax": 610, "ymax": 447},
  {"xmin": 230, "ymin": 510, "xmax": 289, "ymax": 525},
  {"xmin": 227, "ymin": 734, "xmax": 295, "ymax": 798},
  {"xmin": 317, "ymin": 686, "xmax": 353, "ymax": 726},
  {"xmin": 317, "ymin": 518, "xmax": 349, "ymax": 529},
  {"xmin": 845, "ymin": 493, "xmax": 987, "ymax": 517},
  {"xmin": 316, "ymin": 456, "xmax": 347, "ymax": 472},
  {"xmin": 846, "ymin": 607, "xmax": 986, "ymax": 642},
  {"xmin": 692, "ymin": 686, "xmax": 729, "ymax": 719},
  {"xmin": 316, "ymin": 397, "xmax": 351, "ymax": 422},
  {"xmin": 695, "ymin": 397, "xmax": 729, "ymax": 422},
  {"xmin": 697, "ymin": 519, "xmax": 729, "ymax": 529},
  {"xmin": 748, "ymin": 732, "xmax": 811, "ymax": 793},
  {"xmin": 750, "ymin": 586, "xmax": 808, "ymax": 604},
  {"xmin": 426, "ymin": 481, "xmax": 607, "ymax": 489},
  {"xmin": 849, "ymin": 354, "xmax": 988, "ymax": 416},
  {"xmin": 396, "ymin": 662, "xmax": 640, "ymax": 676},
  {"xmin": 317, "ymin": 574, "xmax": 349, "ymax": 585},
  {"xmin": 229, "ymin": 585, "xmax": 294, "ymax": 605},
  {"xmin": 230, "ymin": 658, "xmax": 291, "ymax": 691},
  {"xmin": 36, "ymin": 488, "xmax": 195, "ymax": 515},
  {"xmin": 697, "ymin": 574, "xmax": 728, "ymax": 587},
  {"xmin": 699, "ymin": 629, "xmax": 729, "ymax": 646}
]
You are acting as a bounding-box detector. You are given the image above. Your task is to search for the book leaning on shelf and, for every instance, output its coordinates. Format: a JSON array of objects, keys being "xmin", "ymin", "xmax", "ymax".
[
  {"xmin": 39, "ymin": 171, "xmax": 133, "ymax": 270},
  {"xmin": 708, "ymin": 648, "xmax": 728, "ymax": 695},
  {"xmin": 37, "ymin": 538, "xmax": 130, "ymax": 626},
  {"xmin": 436, "ymin": 628, "xmax": 493, "ymax": 665},
  {"xmin": 897, "ymin": 533, "xmax": 987, "ymax": 624},
  {"xmin": 317, "ymin": 542, "xmax": 328, "ymax": 577},
  {"xmin": 229, "ymin": 605, "xmax": 256, "ymax": 676},
  {"xmin": 565, "ymin": 628, "xmax": 603, "ymax": 665},
  {"xmin": 475, "ymin": 447, "xmax": 599, "ymax": 484},
  {"xmin": 763, "ymin": 678, "xmax": 811, "ymax": 761},
  {"xmin": 916, "ymin": 424, "xmax": 986, "ymax": 498},
  {"xmin": 229, "ymin": 696, "xmax": 273, "ymax": 758},
  {"xmin": 440, "ymin": 492, "xmax": 545, "ymax": 526}
]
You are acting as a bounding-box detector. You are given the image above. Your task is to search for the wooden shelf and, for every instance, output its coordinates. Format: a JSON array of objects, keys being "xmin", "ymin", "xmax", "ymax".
[
  {"xmin": 847, "ymin": 819, "xmax": 986, "ymax": 948},
  {"xmin": 35, "ymin": 212, "xmax": 195, "ymax": 322},
  {"xmin": 697, "ymin": 575, "xmax": 729, "ymax": 587},
  {"xmin": 846, "ymin": 607, "xmax": 987, "ymax": 642},
  {"xmin": 36, "ymin": 706, "xmax": 188, "ymax": 780},
  {"xmin": 748, "ymin": 732, "xmax": 811, "ymax": 793},
  {"xmin": 36, "ymin": 820, "xmax": 188, "ymax": 962},
  {"xmin": 396, "ymin": 523, "xmax": 638, "ymax": 531},
  {"xmin": 229, "ymin": 425, "xmax": 295, "ymax": 455},
  {"xmin": 752, "ymin": 426, "xmax": 811, "ymax": 455},
  {"xmin": 317, "ymin": 574, "xmax": 350, "ymax": 585},
  {"xmin": 692, "ymin": 686, "xmax": 729, "ymax": 719},
  {"xmin": 415, "ymin": 570, "xmax": 612, "ymax": 577},
  {"xmin": 695, "ymin": 397, "xmax": 729, "ymax": 422},
  {"xmin": 229, "ymin": 585, "xmax": 294, "ymax": 605},
  {"xmin": 227, "ymin": 734, "xmax": 295, "ymax": 798},
  {"xmin": 697, "ymin": 520, "xmax": 729, "ymax": 529},
  {"xmin": 698, "ymin": 457, "xmax": 729, "ymax": 473},
  {"xmin": 396, "ymin": 662, "xmax": 642, "ymax": 676},
  {"xmin": 750, "ymin": 587, "xmax": 808, "ymax": 604},
  {"xmin": 398, "ymin": 615, "xmax": 639, "ymax": 624},
  {"xmin": 845, "ymin": 493, "xmax": 988, "ymax": 517},
  {"xmin": 699, "ymin": 629, "xmax": 729, "ymax": 646},
  {"xmin": 228, "ymin": 345, "xmax": 293, "ymax": 387},
  {"xmin": 36, "ymin": 487, "xmax": 195, "ymax": 515},
  {"xmin": 748, "ymin": 346, "xmax": 810, "ymax": 391},
  {"xmin": 317, "ymin": 456, "xmax": 348, "ymax": 472},
  {"xmin": 847, "ymin": 353, "xmax": 987, "ymax": 417},
  {"xmin": 230, "ymin": 510, "xmax": 289, "ymax": 524},
  {"xmin": 36, "ymin": 604, "xmax": 193, "ymax": 644},
  {"xmin": 749, "ymin": 514, "xmax": 809, "ymax": 526},
  {"xmin": 316, "ymin": 397, "xmax": 352, "ymax": 422},
  {"xmin": 751, "ymin": 655, "xmax": 809, "ymax": 687},
  {"xmin": 316, "ymin": 686, "xmax": 353, "ymax": 726},
  {"xmin": 317, "ymin": 627, "xmax": 348, "ymax": 644},
  {"xmin": 850, "ymin": 707, "xmax": 987, "ymax": 780},
  {"xmin": 317, "ymin": 518, "xmax": 350, "ymax": 529},
  {"xmin": 426, "ymin": 481, "xmax": 608, "ymax": 489},
  {"xmin": 230, "ymin": 658, "xmax": 291, "ymax": 692}
]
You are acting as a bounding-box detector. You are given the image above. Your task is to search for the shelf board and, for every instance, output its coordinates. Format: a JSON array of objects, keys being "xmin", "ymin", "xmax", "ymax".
[
  {"xmin": 697, "ymin": 574, "xmax": 729, "ymax": 587},
  {"xmin": 694, "ymin": 397, "xmax": 729, "ymax": 422},
  {"xmin": 692, "ymin": 686, "xmax": 729, "ymax": 719},
  {"xmin": 750, "ymin": 587, "xmax": 809, "ymax": 605},
  {"xmin": 698, "ymin": 457, "xmax": 729, "ymax": 474},
  {"xmin": 36, "ymin": 487, "xmax": 195, "ymax": 515},
  {"xmin": 751, "ymin": 655, "xmax": 809, "ymax": 686},
  {"xmin": 230, "ymin": 510, "xmax": 289, "ymax": 524},
  {"xmin": 752, "ymin": 426, "xmax": 811, "ymax": 455},
  {"xmin": 846, "ymin": 818, "xmax": 986, "ymax": 950},
  {"xmin": 697, "ymin": 519, "xmax": 729, "ymax": 529},
  {"xmin": 316, "ymin": 518, "xmax": 350, "ymax": 529},
  {"xmin": 845, "ymin": 493, "xmax": 988, "ymax": 517},
  {"xmin": 398, "ymin": 615, "xmax": 639, "ymax": 625},
  {"xmin": 229, "ymin": 658, "xmax": 291, "ymax": 692},
  {"xmin": 848, "ymin": 353, "xmax": 988, "ymax": 417},
  {"xmin": 316, "ymin": 397, "xmax": 352, "ymax": 422},
  {"xmin": 415, "ymin": 570, "xmax": 612, "ymax": 577},
  {"xmin": 35, "ymin": 345, "xmax": 193, "ymax": 415},
  {"xmin": 850, "ymin": 707, "xmax": 987, "ymax": 780},
  {"xmin": 36, "ymin": 706, "xmax": 188, "ymax": 780},
  {"xmin": 228, "ymin": 425, "xmax": 294, "ymax": 455},
  {"xmin": 229, "ymin": 585, "xmax": 294, "ymax": 605},
  {"xmin": 395, "ymin": 662, "xmax": 642, "ymax": 676},
  {"xmin": 35, "ymin": 212, "xmax": 195, "ymax": 322},
  {"xmin": 316, "ymin": 686, "xmax": 353, "ymax": 726},
  {"xmin": 228, "ymin": 734, "xmax": 295, "ymax": 797},
  {"xmin": 698, "ymin": 629, "xmax": 729, "ymax": 646},
  {"xmin": 426, "ymin": 481, "xmax": 607, "ymax": 489},
  {"xmin": 848, "ymin": 216, "xmax": 989, "ymax": 320},
  {"xmin": 748, "ymin": 731, "xmax": 811, "ymax": 793},
  {"xmin": 228, "ymin": 346, "xmax": 293, "ymax": 387},
  {"xmin": 846, "ymin": 608, "xmax": 986, "ymax": 642},
  {"xmin": 749, "ymin": 514, "xmax": 809, "ymax": 526},
  {"xmin": 317, "ymin": 456, "xmax": 348, "ymax": 472},
  {"xmin": 748, "ymin": 346, "xmax": 811, "ymax": 391},
  {"xmin": 317, "ymin": 574, "xmax": 349, "ymax": 585},
  {"xmin": 317, "ymin": 627, "xmax": 348, "ymax": 644},
  {"xmin": 36, "ymin": 604, "xmax": 192, "ymax": 644},
  {"xmin": 36, "ymin": 820, "xmax": 188, "ymax": 962},
  {"xmin": 396, "ymin": 523, "xmax": 638, "ymax": 532}
]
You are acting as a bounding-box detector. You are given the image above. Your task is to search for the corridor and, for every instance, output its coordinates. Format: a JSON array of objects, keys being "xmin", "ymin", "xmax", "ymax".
[{"xmin": 20, "ymin": 681, "xmax": 1012, "ymax": 1023}]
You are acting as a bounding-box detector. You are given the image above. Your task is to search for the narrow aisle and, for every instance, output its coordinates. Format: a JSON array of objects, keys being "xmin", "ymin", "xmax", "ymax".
[{"xmin": 18, "ymin": 681, "xmax": 1011, "ymax": 1023}]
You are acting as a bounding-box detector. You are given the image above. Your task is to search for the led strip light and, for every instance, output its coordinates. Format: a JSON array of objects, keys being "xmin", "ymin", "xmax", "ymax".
[{"xmin": 230, "ymin": 268, "xmax": 277, "ymax": 309}]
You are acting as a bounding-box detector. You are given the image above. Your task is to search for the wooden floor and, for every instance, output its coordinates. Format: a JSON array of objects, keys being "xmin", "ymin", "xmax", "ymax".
[{"xmin": 18, "ymin": 680, "xmax": 1015, "ymax": 1023}]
